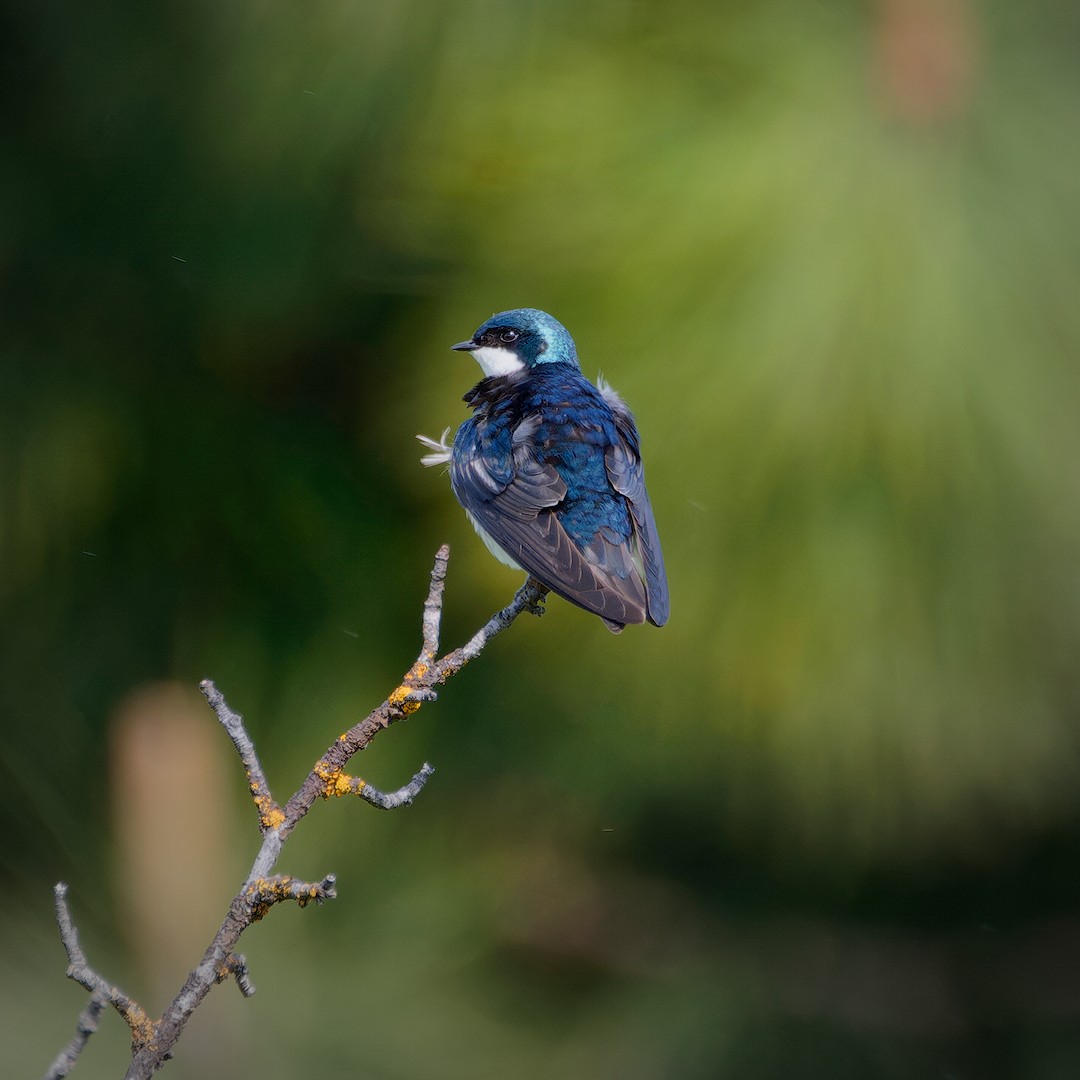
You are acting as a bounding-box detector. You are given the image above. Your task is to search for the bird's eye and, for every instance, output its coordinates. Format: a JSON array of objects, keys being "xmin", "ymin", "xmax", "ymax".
[{"xmin": 500, "ymin": 329, "xmax": 520, "ymax": 344}]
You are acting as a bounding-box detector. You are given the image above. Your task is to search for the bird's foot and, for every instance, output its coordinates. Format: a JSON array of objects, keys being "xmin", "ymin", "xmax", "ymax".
[{"xmin": 523, "ymin": 578, "xmax": 548, "ymax": 617}]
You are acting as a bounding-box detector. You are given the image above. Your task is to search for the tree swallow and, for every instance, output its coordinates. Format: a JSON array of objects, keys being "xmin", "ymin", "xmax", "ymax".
[{"xmin": 419, "ymin": 308, "xmax": 669, "ymax": 633}]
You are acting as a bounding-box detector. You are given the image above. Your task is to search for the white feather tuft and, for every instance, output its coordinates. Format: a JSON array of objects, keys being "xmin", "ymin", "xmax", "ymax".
[
  {"xmin": 596, "ymin": 372, "xmax": 627, "ymax": 412},
  {"xmin": 416, "ymin": 428, "xmax": 453, "ymax": 468}
]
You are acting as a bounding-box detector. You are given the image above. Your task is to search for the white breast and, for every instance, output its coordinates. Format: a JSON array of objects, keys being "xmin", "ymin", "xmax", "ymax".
[{"xmin": 466, "ymin": 511, "xmax": 524, "ymax": 571}]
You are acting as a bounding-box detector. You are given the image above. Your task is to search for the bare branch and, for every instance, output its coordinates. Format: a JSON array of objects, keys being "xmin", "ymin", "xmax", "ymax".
[
  {"xmin": 419, "ymin": 542, "xmax": 449, "ymax": 658},
  {"xmin": 214, "ymin": 954, "xmax": 255, "ymax": 998},
  {"xmin": 274, "ymin": 551, "xmax": 546, "ymax": 851},
  {"xmin": 42, "ymin": 992, "xmax": 108, "ymax": 1080},
  {"xmin": 359, "ymin": 763, "xmax": 436, "ymax": 809},
  {"xmin": 244, "ymin": 874, "xmax": 337, "ymax": 921},
  {"xmin": 434, "ymin": 575, "xmax": 547, "ymax": 674},
  {"xmin": 48, "ymin": 546, "xmax": 546, "ymax": 1079},
  {"xmin": 313, "ymin": 759, "xmax": 435, "ymax": 807},
  {"xmin": 52, "ymin": 884, "xmax": 154, "ymax": 1048},
  {"xmin": 199, "ymin": 680, "xmax": 281, "ymax": 833}
]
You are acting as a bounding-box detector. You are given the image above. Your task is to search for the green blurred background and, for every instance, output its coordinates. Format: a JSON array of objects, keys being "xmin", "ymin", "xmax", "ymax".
[{"xmin": 5, "ymin": 0, "xmax": 1080, "ymax": 1076}]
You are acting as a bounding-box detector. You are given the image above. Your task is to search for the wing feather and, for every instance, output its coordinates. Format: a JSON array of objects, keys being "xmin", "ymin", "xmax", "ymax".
[
  {"xmin": 603, "ymin": 396, "xmax": 670, "ymax": 627},
  {"xmin": 451, "ymin": 415, "xmax": 650, "ymax": 629}
]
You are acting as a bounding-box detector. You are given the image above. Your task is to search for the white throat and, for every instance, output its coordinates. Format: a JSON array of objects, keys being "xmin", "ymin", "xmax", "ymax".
[{"xmin": 472, "ymin": 345, "xmax": 525, "ymax": 378}]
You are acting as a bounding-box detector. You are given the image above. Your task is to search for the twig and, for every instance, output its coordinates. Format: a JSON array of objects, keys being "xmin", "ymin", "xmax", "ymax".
[
  {"xmin": 243, "ymin": 874, "xmax": 337, "ymax": 921},
  {"xmin": 42, "ymin": 992, "xmax": 108, "ymax": 1080},
  {"xmin": 358, "ymin": 763, "xmax": 436, "ymax": 810},
  {"xmin": 433, "ymin": 574, "xmax": 547, "ymax": 673},
  {"xmin": 214, "ymin": 954, "xmax": 255, "ymax": 998},
  {"xmin": 52, "ymin": 884, "xmax": 155, "ymax": 1049},
  {"xmin": 43, "ymin": 545, "xmax": 544, "ymax": 1079},
  {"xmin": 201, "ymin": 682, "xmax": 281, "ymax": 832}
]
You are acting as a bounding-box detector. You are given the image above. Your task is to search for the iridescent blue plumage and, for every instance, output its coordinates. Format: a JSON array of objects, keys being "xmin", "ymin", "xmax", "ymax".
[{"xmin": 421, "ymin": 308, "xmax": 669, "ymax": 633}]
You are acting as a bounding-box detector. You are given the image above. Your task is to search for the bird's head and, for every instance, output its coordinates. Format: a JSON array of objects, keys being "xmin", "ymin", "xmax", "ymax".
[{"xmin": 451, "ymin": 308, "xmax": 580, "ymax": 377}]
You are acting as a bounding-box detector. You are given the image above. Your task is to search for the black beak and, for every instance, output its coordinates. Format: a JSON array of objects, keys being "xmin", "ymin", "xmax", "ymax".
[{"xmin": 450, "ymin": 339, "xmax": 476, "ymax": 352}]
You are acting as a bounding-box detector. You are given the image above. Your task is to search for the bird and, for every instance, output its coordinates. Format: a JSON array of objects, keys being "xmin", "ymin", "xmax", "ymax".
[{"xmin": 418, "ymin": 307, "xmax": 669, "ymax": 633}]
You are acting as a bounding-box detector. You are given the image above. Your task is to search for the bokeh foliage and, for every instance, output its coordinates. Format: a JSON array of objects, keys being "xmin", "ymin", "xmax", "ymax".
[{"xmin": 4, "ymin": 0, "xmax": 1080, "ymax": 1076}]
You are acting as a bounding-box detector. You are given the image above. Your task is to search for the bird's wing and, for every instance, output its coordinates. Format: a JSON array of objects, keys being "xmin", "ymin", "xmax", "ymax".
[
  {"xmin": 601, "ymin": 389, "xmax": 670, "ymax": 627},
  {"xmin": 451, "ymin": 416, "xmax": 649, "ymax": 630}
]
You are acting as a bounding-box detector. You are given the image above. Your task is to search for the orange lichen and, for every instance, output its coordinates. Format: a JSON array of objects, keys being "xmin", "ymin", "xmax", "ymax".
[
  {"xmin": 296, "ymin": 883, "xmax": 321, "ymax": 908},
  {"xmin": 388, "ymin": 682, "xmax": 424, "ymax": 715},
  {"xmin": 246, "ymin": 876, "xmax": 290, "ymax": 921},
  {"xmin": 313, "ymin": 759, "xmax": 363, "ymax": 798},
  {"xmin": 388, "ymin": 661, "xmax": 432, "ymax": 716},
  {"xmin": 126, "ymin": 1008, "xmax": 157, "ymax": 1049},
  {"xmin": 331, "ymin": 771, "xmax": 354, "ymax": 797},
  {"xmin": 245, "ymin": 874, "xmax": 330, "ymax": 919},
  {"xmin": 253, "ymin": 793, "xmax": 284, "ymax": 829}
]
